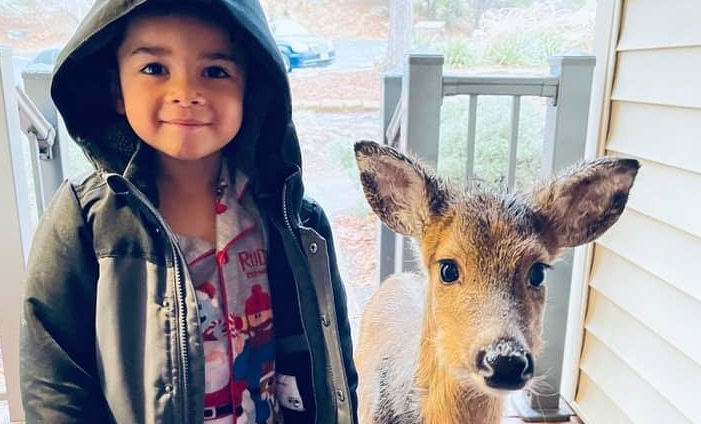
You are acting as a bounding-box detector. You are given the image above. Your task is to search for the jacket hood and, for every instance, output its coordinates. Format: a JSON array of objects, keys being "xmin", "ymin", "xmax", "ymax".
[{"xmin": 51, "ymin": 0, "xmax": 301, "ymax": 197}]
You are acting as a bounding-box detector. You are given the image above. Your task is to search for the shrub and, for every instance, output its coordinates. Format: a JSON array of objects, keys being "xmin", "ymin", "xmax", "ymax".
[
  {"xmin": 441, "ymin": 38, "xmax": 481, "ymax": 68},
  {"xmin": 479, "ymin": 2, "xmax": 595, "ymax": 66},
  {"xmin": 485, "ymin": 30, "xmax": 565, "ymax": 67},
  {"xmin": 413, "ymin": 36, "xmax": 481, "ymax": 69}
]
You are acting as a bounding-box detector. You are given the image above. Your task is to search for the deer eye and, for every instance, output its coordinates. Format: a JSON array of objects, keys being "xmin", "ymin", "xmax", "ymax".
[
  {"xmin": 528, "ymin": 263, "xmax": 548, "ymax": 287},
  {"xmin": 439, "ymin": 260, "xmax": 460, "ymax": 285}
]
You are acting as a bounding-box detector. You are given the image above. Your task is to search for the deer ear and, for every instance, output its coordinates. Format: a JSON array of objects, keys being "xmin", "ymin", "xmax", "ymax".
[
  {"xmin": 354, "ymin": 141, "xmax": 451, "ymax": 237},
  {"xmin": 529, "ymin": 157, "xmax": 640, "ymax": 250}
]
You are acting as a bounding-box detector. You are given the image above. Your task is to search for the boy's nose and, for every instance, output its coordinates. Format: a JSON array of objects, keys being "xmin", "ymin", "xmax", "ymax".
[{"xmin": 166, "ymin": 77, "xmax": 205, "ymax": 106}]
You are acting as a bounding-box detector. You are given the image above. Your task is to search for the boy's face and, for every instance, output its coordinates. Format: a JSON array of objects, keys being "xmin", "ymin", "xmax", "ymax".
[{"xmin": 115, "ymin": 13, "xmax": 246, "ymax": 162}]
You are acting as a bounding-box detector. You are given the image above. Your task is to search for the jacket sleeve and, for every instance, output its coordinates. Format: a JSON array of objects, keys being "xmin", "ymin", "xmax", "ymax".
[
  {"xmin": 20, "ymin": 181, "xmax": 109, "ymax": 423},
  {"xmin": 307, "ymin": 201, "xmax": 359, "ymax": 423}
]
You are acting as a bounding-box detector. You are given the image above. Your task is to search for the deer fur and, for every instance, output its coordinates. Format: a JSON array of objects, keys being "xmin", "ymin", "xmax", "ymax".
[{"xmin": 353, "ymin": 140, "xmax": 639, "ymax": 424}]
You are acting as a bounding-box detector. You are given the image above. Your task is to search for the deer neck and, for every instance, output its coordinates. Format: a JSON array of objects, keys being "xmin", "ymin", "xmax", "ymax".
[{"xmin": 414, "ymin": 307, "xmax": 505, "ymax": 424}]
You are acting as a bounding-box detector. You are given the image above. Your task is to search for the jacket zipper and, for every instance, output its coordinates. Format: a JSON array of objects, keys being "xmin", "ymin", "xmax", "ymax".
[
  {"xmin": 281, "ymin": 182, "xmax": 321, "ymax": 422},
  {"xmin": 113, "ymin": 177, "xmax": 191, "ymax": 423},
  {"xmin": 173, "ymin": 244, "xmax": 190, "ymax": 424},
  {"xmin": 281, "ymin": 183, "xmax": 298, "ymax": 244}
]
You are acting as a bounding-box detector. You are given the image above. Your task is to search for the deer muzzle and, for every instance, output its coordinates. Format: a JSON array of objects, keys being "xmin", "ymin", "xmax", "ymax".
[{"xmin": 476, "ymin": 338, "xmax": 534, "ymax": 390}]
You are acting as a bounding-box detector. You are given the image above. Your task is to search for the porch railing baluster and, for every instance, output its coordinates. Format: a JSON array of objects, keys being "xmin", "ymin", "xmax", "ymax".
[
  {"xmin": 466, "ymin": 94, "xmax": 478, "ymax": 181},
  {"xmin": 506, "ymin": 95, "xmax": 521, "ymax": 192}
]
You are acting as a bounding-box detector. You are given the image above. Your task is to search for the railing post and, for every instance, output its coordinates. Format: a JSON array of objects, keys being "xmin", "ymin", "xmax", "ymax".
[
  {"xmin": 21, "ymin": 66, "xmax": 64, "ymax": 212},
  {"xmin": 398, "ymin": 51, "xmax": 443, "ymax": 273},
  {"xmin": 513, "ymin": 52, "xmax": 595, "ymax": 421},
  {"xmin": 0, "ymin": 44, "xmax": 29, "ymax": 423},
  {"xmin": 378, "ymin": 69, "xmax": 403, "ymax": 282}
]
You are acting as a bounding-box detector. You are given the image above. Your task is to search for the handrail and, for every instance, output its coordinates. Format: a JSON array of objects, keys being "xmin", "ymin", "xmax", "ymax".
[
  {"xmin": 16, "ymin": 85, "xmax": 56, "ymax": 160},
  {"xmin": 385, "ymin": 73, "xmax": 559, "ymax": 151},
  {"xmin": 442, "ymin": 74, "xmax": 559, "ymax": 99}
]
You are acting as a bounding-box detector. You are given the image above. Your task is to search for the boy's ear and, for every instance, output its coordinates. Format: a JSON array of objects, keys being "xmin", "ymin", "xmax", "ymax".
[{"xmin": 528, "ymin": 157, "xmax": 640, "ymax": 251}]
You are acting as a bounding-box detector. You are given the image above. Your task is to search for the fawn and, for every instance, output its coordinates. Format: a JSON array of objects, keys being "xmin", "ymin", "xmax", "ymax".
[{"xmin": 353, "ymin": 140, "xmax": 639, "ymax": 424}]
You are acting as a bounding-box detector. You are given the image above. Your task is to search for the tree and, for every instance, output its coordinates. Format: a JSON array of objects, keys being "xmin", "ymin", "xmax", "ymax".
[
  {"xmin": 386, "ymin": 0, "xmax": 414, "ymax": 69},
  {"xmin": 421, "ymin": 0, "xmax": 438, "ymax": 19}
]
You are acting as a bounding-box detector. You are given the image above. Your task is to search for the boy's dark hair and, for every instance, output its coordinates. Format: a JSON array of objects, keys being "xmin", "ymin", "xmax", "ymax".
[{"xmin": 112, "ymin": 0, "xmax": 249, "ymax": 67}]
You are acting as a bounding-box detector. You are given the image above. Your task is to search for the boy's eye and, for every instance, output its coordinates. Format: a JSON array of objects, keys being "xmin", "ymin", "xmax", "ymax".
[
  {"xmin": 141, "ymin": 63, "xmax": 167, "ymax": 75},
  {"xmin": 203, "ymin": 66, "xmax": 231, "ymax": 79}
]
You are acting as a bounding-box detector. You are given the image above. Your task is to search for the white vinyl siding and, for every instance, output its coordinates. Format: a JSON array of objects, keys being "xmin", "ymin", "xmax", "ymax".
[{"xmin": 573, "ymin": 0, "xmax": 701, "ymax": 422}]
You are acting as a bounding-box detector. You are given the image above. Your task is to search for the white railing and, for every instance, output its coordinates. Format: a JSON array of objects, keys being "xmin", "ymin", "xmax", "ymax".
[{"xmin": 380, "ymin": 51, "xmax": 595, "ymax": 420}]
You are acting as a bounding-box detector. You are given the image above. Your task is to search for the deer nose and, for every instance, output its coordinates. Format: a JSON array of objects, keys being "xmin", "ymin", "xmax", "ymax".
[{"xmin": 476, "ymin": 339, "xmax": 534, "ymax": 390}]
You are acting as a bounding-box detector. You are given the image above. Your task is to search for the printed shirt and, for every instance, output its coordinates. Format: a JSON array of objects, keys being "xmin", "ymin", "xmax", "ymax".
[{"xmin": 177, "ymin": 168, "xmax": 279, "ymax": 424}]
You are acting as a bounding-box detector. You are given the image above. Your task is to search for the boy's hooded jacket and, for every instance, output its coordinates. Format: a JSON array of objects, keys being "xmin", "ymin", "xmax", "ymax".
[{"xmin": 19, "ymin": 0, "xmax": 358, "ymax": 423}]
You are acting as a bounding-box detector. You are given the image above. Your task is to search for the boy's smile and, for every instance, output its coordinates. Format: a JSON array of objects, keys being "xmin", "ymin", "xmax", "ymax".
[{"xmin": 115, "ymin": 13, "xmax": 246, "ymax": 162}]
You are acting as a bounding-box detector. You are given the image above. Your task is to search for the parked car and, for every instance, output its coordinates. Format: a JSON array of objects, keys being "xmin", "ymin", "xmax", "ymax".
[{"xmin": 271, "ymin": 19, "xmax": 335, "ymax": 72}]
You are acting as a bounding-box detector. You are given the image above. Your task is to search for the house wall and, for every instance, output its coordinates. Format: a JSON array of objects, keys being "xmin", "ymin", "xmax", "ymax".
[{"xmin": 571, "ymin": 0, "xmax": 701, "ymax": 422}]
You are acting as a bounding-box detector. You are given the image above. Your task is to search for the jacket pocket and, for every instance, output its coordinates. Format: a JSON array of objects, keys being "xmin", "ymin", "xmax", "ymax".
[{"xmin": 276, "ymin": 349, "xmax": 316, "ymax": 422}]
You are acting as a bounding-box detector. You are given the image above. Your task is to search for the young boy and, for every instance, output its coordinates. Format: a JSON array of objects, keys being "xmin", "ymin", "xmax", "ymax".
[{"xmin": 19, "ymin": 0, "xmax": 358, "ymax": 423}]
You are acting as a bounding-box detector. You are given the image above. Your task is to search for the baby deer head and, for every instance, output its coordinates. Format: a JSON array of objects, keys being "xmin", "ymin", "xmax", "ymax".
[{"xmin": 354, "ymin": 140, "xmax": 639, "ymax": 394}]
